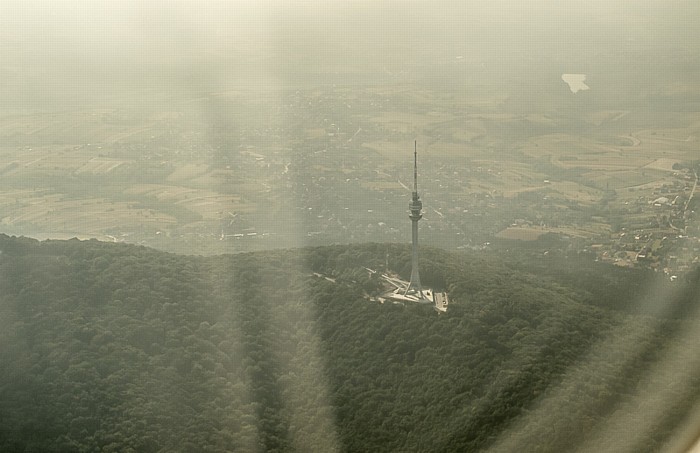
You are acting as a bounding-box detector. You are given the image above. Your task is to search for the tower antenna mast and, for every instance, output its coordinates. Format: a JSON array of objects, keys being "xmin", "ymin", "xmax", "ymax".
[{"xmin": 414, "ymin": 140, "xmax": 418, "ymax": 194}]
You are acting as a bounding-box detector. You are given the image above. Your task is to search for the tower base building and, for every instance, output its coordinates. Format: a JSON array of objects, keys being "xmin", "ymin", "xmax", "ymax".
[{"xmin": 377, "ymin": 272, "xmax": 449, "ymax": 312}]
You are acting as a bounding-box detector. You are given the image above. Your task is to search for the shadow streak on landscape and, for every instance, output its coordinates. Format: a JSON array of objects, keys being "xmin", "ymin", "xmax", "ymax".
[
  {"xmin": 227, "ymin": 257, "xmax": 292, "ymax": 451},
  {"xmin": 173, "ymin": 8, "xmax": 343, "ymax": 447}
]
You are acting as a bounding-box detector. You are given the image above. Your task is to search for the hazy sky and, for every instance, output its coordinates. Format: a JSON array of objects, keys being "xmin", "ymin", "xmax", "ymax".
[{"xmin": 1, "ymin": 1, "xmax": 698, "ymax": 109}]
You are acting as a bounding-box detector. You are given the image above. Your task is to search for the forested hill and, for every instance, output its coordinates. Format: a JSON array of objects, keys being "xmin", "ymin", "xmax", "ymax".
[{"xmin": 1, "ymin": 235, "xmax": 700, "ymax": 452}]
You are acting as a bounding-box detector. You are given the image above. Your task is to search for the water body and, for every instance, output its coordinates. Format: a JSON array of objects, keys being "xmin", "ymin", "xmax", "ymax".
[{"xmin": 562, "ymin": 74, "xmax": 590, "ymax": 93}]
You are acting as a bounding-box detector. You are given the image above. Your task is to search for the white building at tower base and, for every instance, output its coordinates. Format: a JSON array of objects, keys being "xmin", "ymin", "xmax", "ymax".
[{"xmin": 369, "ymin": 269, "xmax": 449, "ymax": 313}]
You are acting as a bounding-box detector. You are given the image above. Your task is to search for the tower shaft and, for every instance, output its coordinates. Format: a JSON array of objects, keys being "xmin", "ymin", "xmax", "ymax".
[
  {"xmin": 406, "ymin": 141, "xmax": 423, "ymax": 296},
  {"xmin": 408, "ymin": 217, "xmax": 422, "ymax": 292}
]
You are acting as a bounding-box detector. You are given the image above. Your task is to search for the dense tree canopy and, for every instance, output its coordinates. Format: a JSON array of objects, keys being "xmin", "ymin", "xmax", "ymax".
[{"xmin": 0, "ymin": 235, "xmax": 699, "ymax": 452}]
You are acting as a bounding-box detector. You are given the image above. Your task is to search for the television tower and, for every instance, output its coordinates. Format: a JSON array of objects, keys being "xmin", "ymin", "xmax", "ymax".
[
  {"xmin": 406, "ymin": 140, "xmax": 424, "ymax": 296},
  {"xmin": 372, "ymin": 140, "xmax": 449, "ymax": 311}
]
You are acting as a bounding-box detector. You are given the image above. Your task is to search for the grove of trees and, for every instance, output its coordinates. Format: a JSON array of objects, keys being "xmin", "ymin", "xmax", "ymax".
[{"xmin": 0, "ymin": 235, "xmax": 699, "ymax": 452}]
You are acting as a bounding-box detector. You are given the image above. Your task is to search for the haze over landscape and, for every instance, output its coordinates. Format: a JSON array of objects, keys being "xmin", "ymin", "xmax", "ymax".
[
  {"xmin": 0, "ymin": 1, "xmax": 698, "ymax": 256},
  {"xmin": 1, "ymin": 2, "xmax": 700, "ymax": 452}
]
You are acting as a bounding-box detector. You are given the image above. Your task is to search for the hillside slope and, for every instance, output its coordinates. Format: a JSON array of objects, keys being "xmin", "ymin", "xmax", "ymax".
[{"xmin": 0, "ymin": 236, "xmax": 699, "ymax": 452}]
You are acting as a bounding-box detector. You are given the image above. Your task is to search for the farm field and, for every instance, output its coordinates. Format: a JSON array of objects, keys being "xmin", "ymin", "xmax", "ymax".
[{"xmin": 0, "ymin": 80, "xmax": 698, "ymax": 255}]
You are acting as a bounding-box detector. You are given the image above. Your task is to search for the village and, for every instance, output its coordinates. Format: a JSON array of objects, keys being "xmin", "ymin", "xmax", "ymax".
[{"xmin": 587, "ymin": 165, "xmax": 699, "ymax": 280}]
